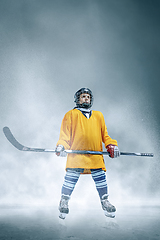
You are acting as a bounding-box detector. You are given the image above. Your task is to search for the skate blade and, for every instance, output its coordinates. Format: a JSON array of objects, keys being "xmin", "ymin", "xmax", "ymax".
[
  {"xmin": 104, "ymin": 210, "xmax": 115, "ymax": 218},
  {"xmin": 59, "ymin": 212, "xmax": 67, "ymax": 220}
]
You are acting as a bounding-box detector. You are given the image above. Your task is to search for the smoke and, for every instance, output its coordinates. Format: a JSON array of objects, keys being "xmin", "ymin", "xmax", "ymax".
[{"xmin": 0, "ymin": 0, "xmax": 160, "ymax": 209}]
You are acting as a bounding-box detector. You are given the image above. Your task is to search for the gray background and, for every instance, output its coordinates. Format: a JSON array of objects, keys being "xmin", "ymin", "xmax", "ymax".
[{"xmin": 0, "ymin": 0, "xmax": 160, "ymax": 239}]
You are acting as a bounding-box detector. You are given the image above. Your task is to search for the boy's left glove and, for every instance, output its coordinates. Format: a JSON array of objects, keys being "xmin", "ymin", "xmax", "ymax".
[
  {"xmin": 107, "ymin": 144, "xmax": 120, "ymax": 158},
  {"xmin": 55, "ymin": 144, "xmax": 67, "ymax": 157}
]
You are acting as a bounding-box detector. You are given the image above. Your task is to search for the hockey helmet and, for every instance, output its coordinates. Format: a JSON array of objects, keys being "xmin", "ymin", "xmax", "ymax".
[{"xmin": 74, "ymin": 88, "xmax": 93, "ymax": 108}]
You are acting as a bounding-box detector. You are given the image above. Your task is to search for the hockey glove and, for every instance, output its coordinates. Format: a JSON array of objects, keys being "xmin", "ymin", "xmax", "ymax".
[
  {"xmin": 55, "ymin": 145, "xmax": 67, "ymax": 157},
  {"xmin": 107, "ymin": 144, "xmax": 120, "ymax": 158}
]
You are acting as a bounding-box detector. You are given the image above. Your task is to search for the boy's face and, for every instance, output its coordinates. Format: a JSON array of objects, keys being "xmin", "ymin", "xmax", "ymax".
[{"xmin": 79, "ymin": 93, "xmax": 91, "ymax": 104}]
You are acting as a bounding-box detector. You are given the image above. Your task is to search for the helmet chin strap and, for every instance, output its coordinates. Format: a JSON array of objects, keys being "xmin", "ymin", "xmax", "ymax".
[
  {"xmin": 81, "ymin": 102, "xmax": 91, "ymax": 108},
  {"xmin": 77, "ymin": 102, "xmax": 91, "ymax": 109}
]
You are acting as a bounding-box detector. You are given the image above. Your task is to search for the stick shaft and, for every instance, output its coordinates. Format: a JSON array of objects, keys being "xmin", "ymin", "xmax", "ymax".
[
  {"xmin": 62, "ymin": 150, "xmax": 153, "ymax": 157},
  {"xmin": 3, "ymin": 127, "xmax": 154, "ymax": 157}
]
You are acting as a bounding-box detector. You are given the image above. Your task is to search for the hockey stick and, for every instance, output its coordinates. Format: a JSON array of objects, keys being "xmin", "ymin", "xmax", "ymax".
[{"xmin": 3, "ymin": 127, "xmax": 154, "ymax": 157}]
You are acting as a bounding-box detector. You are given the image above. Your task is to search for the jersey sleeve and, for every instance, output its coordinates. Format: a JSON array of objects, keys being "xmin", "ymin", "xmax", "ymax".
[
  {"xmin": 56, "ymin": 111, "xmax": 72, "ymax": 149},
  {"xmin": 101, "ymin": 113, "xmax": 118, "ymax": 147}
]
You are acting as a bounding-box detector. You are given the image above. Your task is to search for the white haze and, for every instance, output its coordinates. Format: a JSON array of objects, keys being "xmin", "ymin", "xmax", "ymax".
[{"xmin": 0, "ymin": 0, "xmax": 160, "ymax": 212}]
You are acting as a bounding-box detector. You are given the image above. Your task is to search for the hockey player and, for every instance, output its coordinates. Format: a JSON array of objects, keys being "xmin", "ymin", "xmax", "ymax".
[{"xmin": 56, "ymin": 88, "xmax": 120, "ymax": 219}]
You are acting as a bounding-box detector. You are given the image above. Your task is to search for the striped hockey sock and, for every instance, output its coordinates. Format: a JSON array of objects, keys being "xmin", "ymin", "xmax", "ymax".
[
  {"xmin": 61, "ymin": 170, "xmax": 81, "ymax": 196},
  {"xmin": 91, "ymin": 169, "xmax": 108, "ymax": 199}
]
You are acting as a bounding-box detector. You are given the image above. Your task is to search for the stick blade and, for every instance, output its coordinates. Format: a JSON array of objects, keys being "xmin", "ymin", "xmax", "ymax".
[{"xmin": 3, "ymin": 126, "xmax": 24, "ymax": 151}]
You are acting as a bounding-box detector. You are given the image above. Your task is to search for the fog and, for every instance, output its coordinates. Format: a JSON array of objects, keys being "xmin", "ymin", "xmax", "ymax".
[{"xmin": 0, "ymin": 0, "xmax": 160, "ymax": 214}]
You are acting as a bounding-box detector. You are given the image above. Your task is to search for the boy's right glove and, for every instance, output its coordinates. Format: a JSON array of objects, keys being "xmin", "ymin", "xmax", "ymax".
[{"xmin": 55, "ymin": 144, "xmax": 67, "ymax": 157}]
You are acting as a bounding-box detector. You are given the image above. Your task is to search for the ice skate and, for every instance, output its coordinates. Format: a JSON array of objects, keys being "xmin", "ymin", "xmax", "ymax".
[
  {"xmin": 101, "ymin": 194, "xmax": 116, "ymax": 218},
  {"xmin": 59, "ymin": 194, "xmax": 70, "ymax": 219}
]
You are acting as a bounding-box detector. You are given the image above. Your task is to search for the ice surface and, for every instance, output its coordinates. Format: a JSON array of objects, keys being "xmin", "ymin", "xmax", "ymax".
[{"xmin": 0, "ymin": 206, "xmax": 160, "ymax": 240}]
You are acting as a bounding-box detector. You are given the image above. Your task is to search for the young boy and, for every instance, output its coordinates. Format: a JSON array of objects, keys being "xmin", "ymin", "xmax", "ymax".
[{"xmin": 56, "ymin": 88, "xmax": 120, "ymax": 219}]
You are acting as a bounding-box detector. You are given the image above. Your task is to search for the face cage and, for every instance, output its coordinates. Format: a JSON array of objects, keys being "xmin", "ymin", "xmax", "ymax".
[{"xmin": 74, "ymin": 91, "xmax": 93, "ymax": 108}]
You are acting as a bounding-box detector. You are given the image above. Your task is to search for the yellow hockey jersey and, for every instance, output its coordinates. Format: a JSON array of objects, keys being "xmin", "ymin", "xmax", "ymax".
[{"xmin": 56, "ymin": 108, "xmax": 118, "ymax": 171}]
